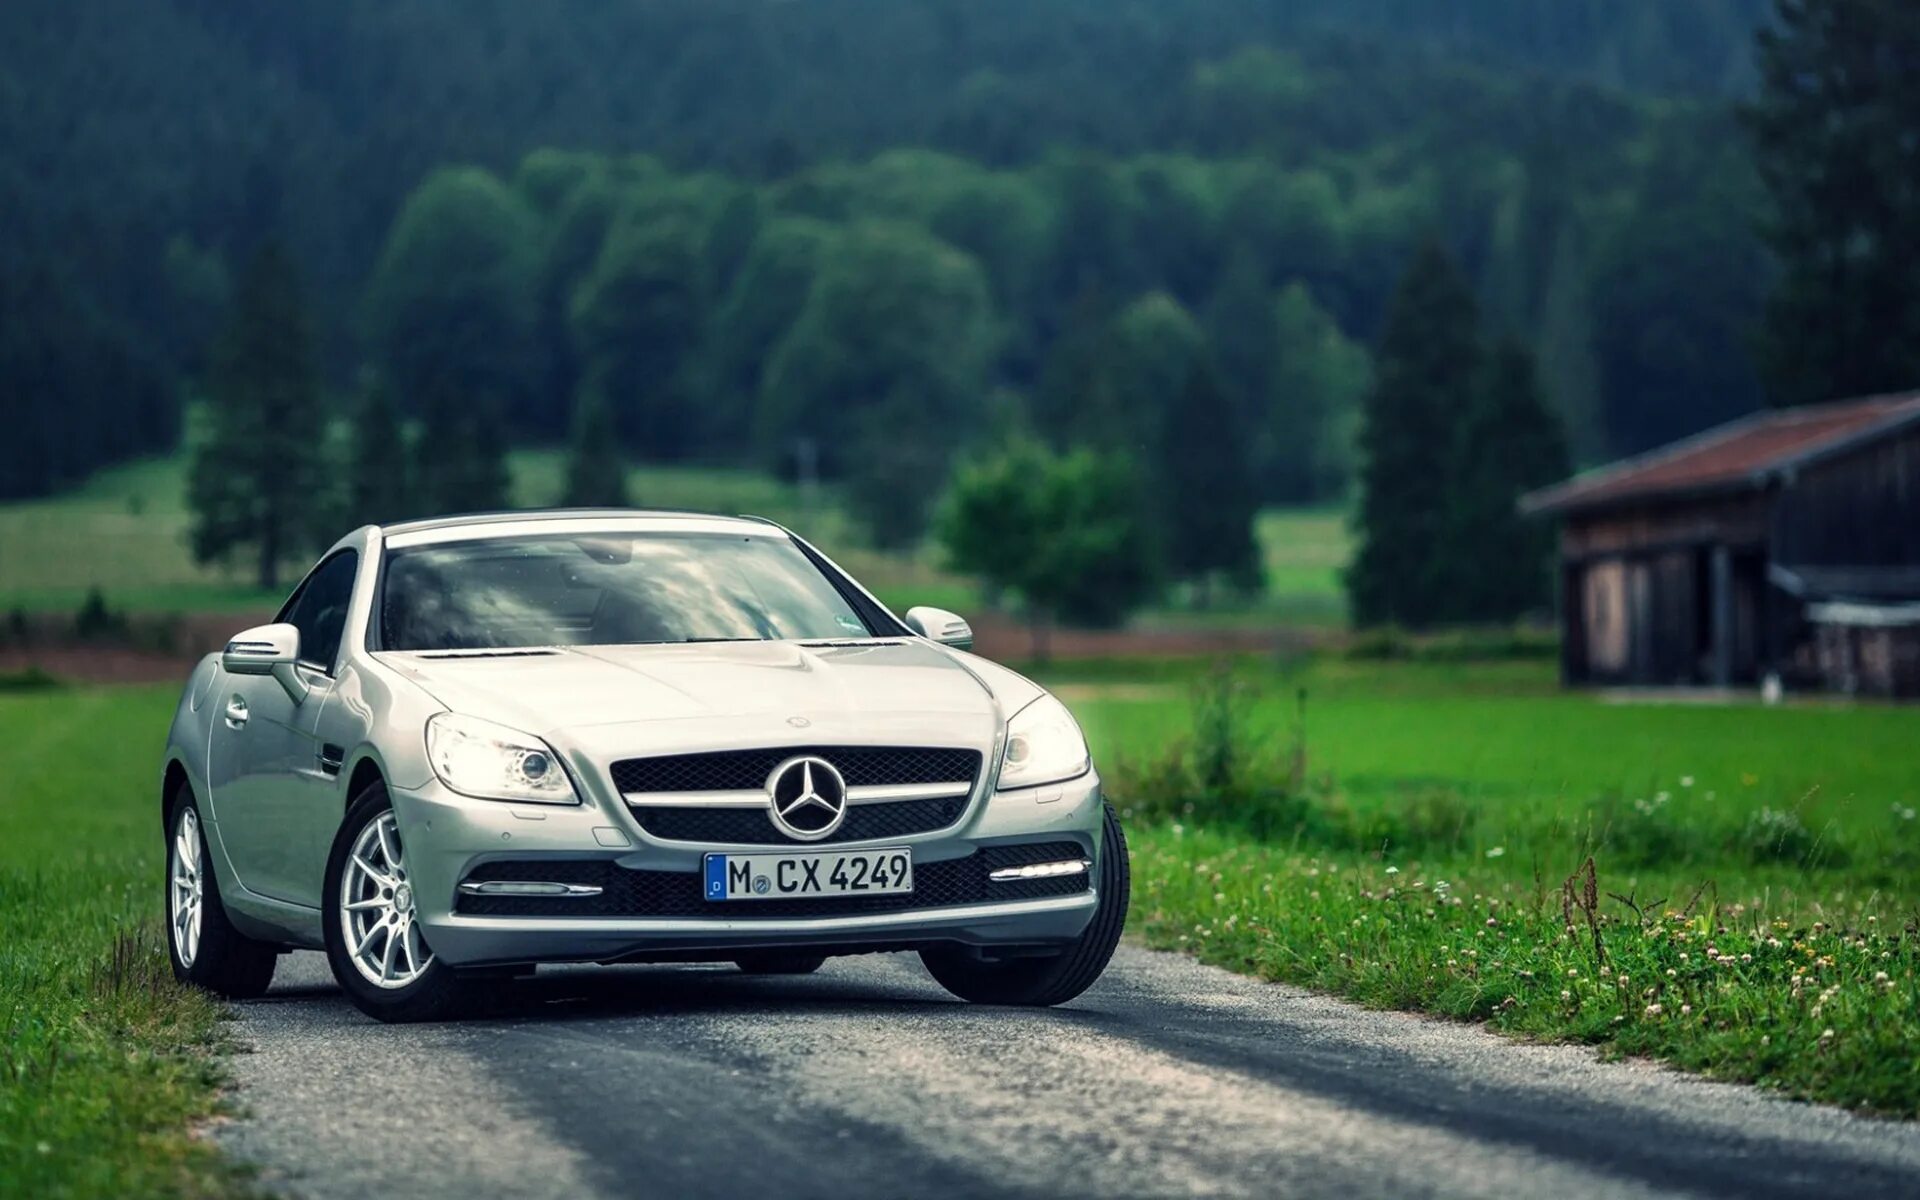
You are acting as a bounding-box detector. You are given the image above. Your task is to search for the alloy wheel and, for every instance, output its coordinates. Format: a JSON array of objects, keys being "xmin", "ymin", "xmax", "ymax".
[
  {"xmin": 340, "ymin": 812, "xmax": 435, "ymax": 989},
  {"xmin": 169, "ymin": 806, "xmax": 204, "ymax": 967}
]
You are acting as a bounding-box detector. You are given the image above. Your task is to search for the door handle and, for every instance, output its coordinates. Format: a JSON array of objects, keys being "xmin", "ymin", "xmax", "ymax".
[{"xmin": 224, "ymin": 695, "xmax": 249, "ymax": 728}]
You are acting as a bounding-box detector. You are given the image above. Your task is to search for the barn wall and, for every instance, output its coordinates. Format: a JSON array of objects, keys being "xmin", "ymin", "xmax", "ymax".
[
  {"xmin": 1774, "ymin": 425, "xmax": 1920, "ymax": 568},
  {"xmin": 1560, "ymin": 494, "xmax": 1769, "ymax": 560},
  {"xmin": 1560, "ymin": 495, "xmax": 1770, "ymax": 686}
]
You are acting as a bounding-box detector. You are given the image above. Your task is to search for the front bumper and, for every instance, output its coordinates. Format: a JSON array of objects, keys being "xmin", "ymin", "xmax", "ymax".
[{"xmin": 389, "ymin": 768, "xmax": 1106, "ymax": 967}]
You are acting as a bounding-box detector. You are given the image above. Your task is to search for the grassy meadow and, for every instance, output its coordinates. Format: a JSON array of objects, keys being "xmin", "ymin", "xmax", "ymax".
[
  {"xmin": 1048, "ymin": 655, "xmax": 1920, "ymax": 1114},
  {"xmin": 0, "ymin": 452, "xmax": 894, "ymax": 615},
  {"xmin": 0, "ymin": 685, "xmax": 253, "ymax": 1199},
  {"xmin": 0, "ymin": 453, "xmax": 1348, "ymax": 627}
]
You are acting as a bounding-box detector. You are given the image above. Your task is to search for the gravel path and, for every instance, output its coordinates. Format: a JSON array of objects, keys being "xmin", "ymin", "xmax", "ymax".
[{"xmin": 219, "ymin": 946, "xmax": 1920, "ymax": 1199}]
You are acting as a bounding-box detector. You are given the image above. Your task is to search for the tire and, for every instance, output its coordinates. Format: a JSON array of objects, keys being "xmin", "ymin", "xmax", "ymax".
[
  {"xmin": 322, "ymin": 780, "xmax": 470, "ymax": 1023},
  {"xmin": 920, "ymin": 803, "xmax": 1130, "ymax": 1006},
  {"xmin": 165, "ymin": 787, "xmax": 279, "ymax": 999},
  {"xmin": 733, "ymin": 951, "xmax": 828, "ymax": 975}
]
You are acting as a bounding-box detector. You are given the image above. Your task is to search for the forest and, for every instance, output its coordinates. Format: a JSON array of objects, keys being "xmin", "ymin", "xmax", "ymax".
[{"xmin": 1, "ymin": 0, "xmax": 1777, "ymax": 509}]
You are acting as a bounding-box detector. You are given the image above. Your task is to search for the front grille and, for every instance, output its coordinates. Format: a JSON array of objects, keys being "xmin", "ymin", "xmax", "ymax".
[
  {"xmin": 635, "ymin": 796, "xmax": 966, "ymax": 845},
  {"xmin": 614, "ymin": 745, "xmax": 983, "ymax": 845},
  {"xmin": 454, "ymin": 841, "xmax": 1090, "ymax": 919},
  {"xmin": 611, "ymin": 746, "xmax": 981, "ymax": 794}
]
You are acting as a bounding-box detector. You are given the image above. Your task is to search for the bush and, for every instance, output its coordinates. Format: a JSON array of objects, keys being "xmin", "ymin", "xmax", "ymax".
[
  {"xmin": 1108, "ymin": 661, "xmax": 1474, "ymax": 855},
  {"xmin": 1589, "ymin": 790, "xmax": 1706, "ymax": 867},
  {"xmin": 72, "ymin": 587, "xmax": 125, "ymax": 641},
  {"xmin": 0, "ymin": 667, "xmax": 63, "ymax": 692},
  {"xmin": 1347, "ymin": 624, "xmax": 1558, "ymax": 662},
  {"xmin": 1330, "ymin": 786, "xmax": 1478, "ymax": 856},
  {"xmin": 1110, "ymin": 663, "xmax": 1304, "ymax": 833},
  {"xmin": 1738, "ymin": 805, "xmax": 1848, "ymax": 867}
]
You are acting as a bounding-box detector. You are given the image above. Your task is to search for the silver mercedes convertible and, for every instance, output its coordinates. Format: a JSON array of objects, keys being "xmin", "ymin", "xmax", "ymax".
[{"xmin": 160, "ymin": 511, "xmax": 1127, "ymax": 1021}]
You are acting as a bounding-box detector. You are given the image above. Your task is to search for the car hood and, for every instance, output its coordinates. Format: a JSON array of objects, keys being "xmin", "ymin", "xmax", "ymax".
[{"xmin": 378, "ymin": 639, "xmax": 1031, "ymax": 744}]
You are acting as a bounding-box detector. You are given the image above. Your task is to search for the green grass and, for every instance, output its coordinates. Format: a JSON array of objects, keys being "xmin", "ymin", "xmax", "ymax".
[
  {"xmin": 1249, "ymin": 506, "xmax": 1350, "ymax": 627},
  {"xmin": 1130, "ymin": 828, "xmax": 1920, "ymax": 1114},
  {"xmin": 1046, "ymin": 656, "xmax": 1920, "ymax": 1114},
  {"xmin": 0, "ymin": 458, "xmax": 281, "ymax": 614},
  {"xmin": 0, "ymin": 686, "xmax": 254, "ymax": 1198}
]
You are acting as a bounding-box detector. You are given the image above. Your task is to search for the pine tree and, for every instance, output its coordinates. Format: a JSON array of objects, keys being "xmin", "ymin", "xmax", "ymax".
[
  {"xmin": 1264, "ymin": 281, "xmax": 1370, "ymax": 504},
  {"xmin": 1030, "ymin": 288, "xmax": 1120, "ymax": 446},
  {"xmin": 1347, "ymin": 240, "xmax": 1483, "ymax": 629},
  {"xmin": 1162, "ymin": 358, "xmax": 1262, "ymax": 594},
  {"xmin": 414, "ymin": 384, "xmax": 511, "ymax": 516},
  {"xmin": 187, "ymin": 241, "xmax": 328, "ymax": 591},
  {"xmin": 562, "ymin": 388, "xmax": 631, "ymax": 507},
  {"xmin": 347, "ymin": 374, "xmax": 412, "ymax": 526},
  {"xmin": 1746, "ymin": 0, "xmax": 1920, "ymax": 404},
  {"xmin": 1203, "ymin": 252, "xmax": 1275, "ymax": 432},
  {"xmin": 1445, "ymin": 340, "xmax": 1570, "ymax": 621},
  {"xmin": 1534, "ymin": 222, "xmax": 1605, "ymax": 461}
]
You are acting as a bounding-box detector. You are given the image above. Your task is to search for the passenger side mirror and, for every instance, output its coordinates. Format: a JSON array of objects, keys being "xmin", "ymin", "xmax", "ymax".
[
  {"xmin": 903, "ymin": 606, "xmax": 973, "ymax": 651},
  {"xmin": 222, "ymin": 622, "xmax": 309, "ymax": 704}
]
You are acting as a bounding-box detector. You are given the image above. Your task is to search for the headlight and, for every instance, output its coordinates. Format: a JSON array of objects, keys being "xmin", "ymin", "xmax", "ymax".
[
  {"xmin": 996, "ymin": 694, "xmax": 1091, "ymax": 790},
  {"xmin": 425, "ymin": 713, "xmax": 577, "ymax": 804}
]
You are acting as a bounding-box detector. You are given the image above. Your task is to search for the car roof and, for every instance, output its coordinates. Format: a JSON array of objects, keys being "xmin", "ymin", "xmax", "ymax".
[{"xmin": 377, "ymin": 508, "xmax": 777, "ymax": 537}]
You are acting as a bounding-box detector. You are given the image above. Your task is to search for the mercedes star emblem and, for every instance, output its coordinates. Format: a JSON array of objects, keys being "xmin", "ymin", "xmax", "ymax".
[{"xmin": 765, "ymin": 755, "xmax": 849, "ymax": 841}]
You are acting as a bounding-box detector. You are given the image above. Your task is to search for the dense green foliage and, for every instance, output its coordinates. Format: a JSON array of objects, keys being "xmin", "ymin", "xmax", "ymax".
[
  {"xmin": 937, "ymin": 438, "xmax": 1157, "ymax": 655},
  {"xmin": 186, "ymin": 243, "xmax": 330, "ymax": 590},
  {"xmin": 1747, "ymin": 0, "xmax": 1920, "ymax": 405},
  {"xmin": 2, "ymin": 0, "xmax": 1782, "ymax": 511}
]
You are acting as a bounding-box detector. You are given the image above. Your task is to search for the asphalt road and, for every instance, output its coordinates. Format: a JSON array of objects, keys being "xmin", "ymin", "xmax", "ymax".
[{"xmin": 220, "ymin": 947, "xmax": 1920, "ymax": 1200}]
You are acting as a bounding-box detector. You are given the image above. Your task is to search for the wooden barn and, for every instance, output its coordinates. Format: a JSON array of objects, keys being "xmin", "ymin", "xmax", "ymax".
[{"xmin": 1521, "ymin": 392, "xmax": 1920, "ymax": 697}]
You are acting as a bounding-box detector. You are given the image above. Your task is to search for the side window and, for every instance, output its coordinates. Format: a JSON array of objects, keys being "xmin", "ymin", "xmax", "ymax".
[{"xmin": 280, "ymin": 551, "xmax": 360, "ymax": 673}]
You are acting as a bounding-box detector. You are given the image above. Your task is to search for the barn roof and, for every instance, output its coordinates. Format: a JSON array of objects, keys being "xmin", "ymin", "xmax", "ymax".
[{"xmin": 1521, "ymin": 391, "xmax": 1920, "ymax": 517}]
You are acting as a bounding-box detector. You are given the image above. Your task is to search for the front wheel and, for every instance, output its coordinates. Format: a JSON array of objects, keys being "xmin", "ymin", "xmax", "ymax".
[
  {"xmin": 323, "ymin": 782, "xmax": 469, "ymax": 1023},
  {"xmin": 165, "ymin": 788, "xmax": 279, "ymax": 998},
  {"xmin": 920, "ymin": 804, "xmax": 1130, "ymax": 1006}
]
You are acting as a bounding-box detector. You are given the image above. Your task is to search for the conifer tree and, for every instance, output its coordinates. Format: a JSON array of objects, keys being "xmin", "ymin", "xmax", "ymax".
[
  {"xmin": 1347, "ymin": 240, "xmax": 1482, "ymax": 628},
  {"xmin": 1162, "ymin": 359, "xmax": 1262, "ymax": 595},
  {"xmin": 187, "ymin": 241, "xmax": 328, "ymax": 591},
  {"xmin": 1747, "ymin": 0, "xmax": 1920, "ymax": 404},
  {"xmin": 1444, "ymin": 340, "xmax": 1570, "ymax": 621},
  {"xmin": 562, "ymin": 388, "xmax": 631, "ymax": 508},
  {"xmin": 414, "ymin": 386, "xmax": 511, "ymax": 515},
  {"xmin": 347, "ymin": 374, "xmax": 412, "ymax": 526}
]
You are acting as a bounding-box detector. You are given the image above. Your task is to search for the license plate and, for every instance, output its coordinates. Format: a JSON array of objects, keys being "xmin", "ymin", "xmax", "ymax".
[{"xmin": 703, "ymin": 847, "xmax": 914, "ymax": 902}]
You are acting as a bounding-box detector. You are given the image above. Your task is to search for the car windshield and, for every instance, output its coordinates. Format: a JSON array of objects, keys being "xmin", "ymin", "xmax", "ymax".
[{"xmin": 379, "ymin": 532, "xmax": 876, "ymax": 651}]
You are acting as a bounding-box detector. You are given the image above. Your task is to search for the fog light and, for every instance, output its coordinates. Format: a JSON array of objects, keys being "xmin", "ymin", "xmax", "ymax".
[
  {"xmin": 457, "ymin": 880, "xmax": 604, "ymax": 897},
  {"xmin": 988, "ymin": 859, "xmax": 1090, "ymax": 883}
]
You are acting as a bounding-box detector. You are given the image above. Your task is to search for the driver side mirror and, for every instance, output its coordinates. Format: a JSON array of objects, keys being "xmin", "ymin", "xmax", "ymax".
[
  {"xmin": 222, "ymin": 622, "xmax": 309, "ymax": 704},
  {"xmin": 903, "ymin": 606, "xmax": 973, "ymax": 651}
]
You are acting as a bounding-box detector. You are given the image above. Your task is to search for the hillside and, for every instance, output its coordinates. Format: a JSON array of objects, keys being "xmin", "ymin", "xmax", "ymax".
[{"xmin": 0, "ymin": 0, "xmax": 1775, "ymax": 502}]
